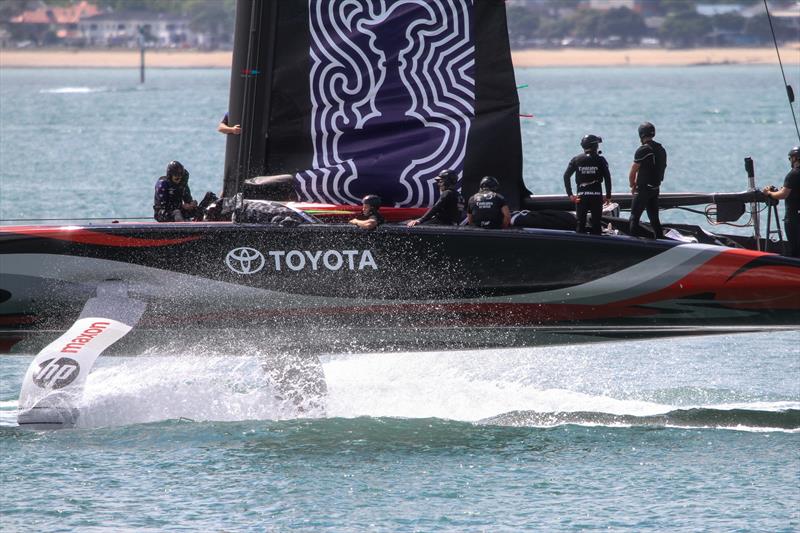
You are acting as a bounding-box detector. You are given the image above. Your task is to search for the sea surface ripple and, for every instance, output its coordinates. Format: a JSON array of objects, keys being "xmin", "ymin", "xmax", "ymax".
[{"xmin": 0, "ymin": 66, "xmax": 798, "ymax": 531}]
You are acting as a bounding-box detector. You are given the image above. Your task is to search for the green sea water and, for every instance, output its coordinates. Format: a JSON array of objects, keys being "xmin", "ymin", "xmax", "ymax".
[{"xmin": 0, "ymin": 66, "xmax": 798, "ymax": 531}]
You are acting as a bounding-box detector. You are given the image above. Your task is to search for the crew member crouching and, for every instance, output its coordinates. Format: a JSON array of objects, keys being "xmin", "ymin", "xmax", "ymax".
[
  {"xmin": 349, "ymin": 194, "xmax": 385, "ymax": 230},
  {"xmin": 153, "ymin": 160, "xmax": 197, "ymax": 222},
  {"xmin": 467, "ymin": 176, "xmax": 511, "ymax": 229},
  {"xmin": 563, "ymin": 134, "xmax": 612, "ymax": 235},
  {"xmin": 407, "ymin": 169, "xmax": 465, "ymax": 227}
]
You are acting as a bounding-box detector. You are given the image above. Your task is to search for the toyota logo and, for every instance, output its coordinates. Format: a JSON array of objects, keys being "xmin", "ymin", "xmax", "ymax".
[{"xmin": 225, "ymin": 247, "xmax": 265, "ymax": 275}]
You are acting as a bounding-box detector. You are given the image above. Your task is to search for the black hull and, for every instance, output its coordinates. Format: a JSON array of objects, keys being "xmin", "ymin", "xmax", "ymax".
[{"xmin": 2, "ymin": 222, "xmax": 799, "ymax": 353}]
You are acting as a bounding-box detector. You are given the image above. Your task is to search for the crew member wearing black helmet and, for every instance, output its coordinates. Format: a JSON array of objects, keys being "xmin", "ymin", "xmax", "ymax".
[
  {"xmin": 407, "ymin": 170, "xmax": 465, "ymax": 227},
  {"xmin": 349, "ymin": 194, "xmax": 385, "ymax": 230},
  {"xmin": 563, "ymin": 134, "xmax": 612, "ymax": 235},
  {"xmin": 153, "ymin": 160, "xmax": 197, "ymax": 222},
  {"xmin": 628, "ymin": 122, "xmax": 667, "ymax": 239},
  {"xmin": 467, "ymin": 176, "xmax": 511, "ymax": 229},
  {"xmin": 763, "ymin": 146, "xmax": 800, "ymax": 257}
]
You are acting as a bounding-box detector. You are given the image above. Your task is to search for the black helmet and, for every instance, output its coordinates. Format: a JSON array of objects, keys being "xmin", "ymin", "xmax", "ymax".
[
  {"xmin": 789, "ymin": 146, "xmax": 800, "ymax": 158},
  {"xmin": 435, "ymin": 169, "xmax": 458, "ymax": 188},
  {"xmin": 166, "ymin": 160, "xmax": 185, "ymax": 179},
  {"xmin": 479, "ymin": 176, "xmax": 499, "ymax": 191},
  {"xmin": 580, "ymin": 134, "xmax": 602, "ymax": 150},
  {"xmin": 362, "ymin": 194, "xmax": 382, "ymax": 208},
  {"xmin": 638, "ymin": 122, "xmax": 656, "ymax": 139}
]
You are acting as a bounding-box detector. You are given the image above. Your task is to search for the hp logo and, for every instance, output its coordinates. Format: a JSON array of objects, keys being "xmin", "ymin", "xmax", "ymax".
[{"xmin": 33, "ymin": 357, "xmax": 81, "ymax": 389}]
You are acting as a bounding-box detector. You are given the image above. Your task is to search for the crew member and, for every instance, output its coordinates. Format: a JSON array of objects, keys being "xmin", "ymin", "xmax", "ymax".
[
  {"xmin": 763, "ymin": 146, "xmax": 800, "ymax": 257},
  {"xmin": 349, "ymin": 194, "xmax": 385, "ymax": 230},
  {"xmin": 153, "ymin": 160, "xmax": 197, "ymax": 222},
  {"xmin": 217, "ymin": 112, "xmax": 241, "ymax": 135},
  {"xmin": 467, "ymin": 176, "xmax": 511, "ymax": 229},
  {"xmin": 629, "ymin": 122, "xmax": 667, "ymax": 239},
  {"xmin": 407, "ymin": 169, "xmax": 464, "ymax": 227},
  {"xmin": 563, "ymin": 134, "xmax": 612, "ymax": 235}
]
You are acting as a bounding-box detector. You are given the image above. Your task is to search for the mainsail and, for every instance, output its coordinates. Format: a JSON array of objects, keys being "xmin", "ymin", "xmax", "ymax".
[{"xmin": 224, "ymin": 0, "xmax": 528, "ymax": 208}]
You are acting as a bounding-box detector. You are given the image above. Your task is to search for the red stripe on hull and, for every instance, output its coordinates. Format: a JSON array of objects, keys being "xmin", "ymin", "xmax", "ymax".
[
  {"xmin": 713, "ymin": 266, "xmax": 800, "ymax": 309},
  {"xmin": 0, "ymin": 314, "xmax": 39, "ymax": 326},
  {"xmin": 0, "ymin": 336, "xmax": 25, "ymax": 354},
  {"xmin": 618, "ymin": 250, "xmax": 800, "ymax": 310},
  {"xmin": 0, "ymin": 226, "xmax": 201, "ymax": 247}
]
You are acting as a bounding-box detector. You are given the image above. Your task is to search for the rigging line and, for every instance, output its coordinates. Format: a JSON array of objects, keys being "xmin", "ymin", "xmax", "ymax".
[{"xmin": 763, "ymin": 0, "xmax": 800, "ymax": 142}]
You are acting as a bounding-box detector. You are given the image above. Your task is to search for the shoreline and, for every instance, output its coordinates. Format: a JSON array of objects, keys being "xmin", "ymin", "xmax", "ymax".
[{"xmin": 1, "ymin": 46, "xmax": 798, "ymax": 69}]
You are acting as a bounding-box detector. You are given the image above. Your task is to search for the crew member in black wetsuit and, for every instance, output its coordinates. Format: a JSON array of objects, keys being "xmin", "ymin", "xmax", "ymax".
[
  {"xmin": 563, "ymin": 134, "xmax": 612, "ymax": 235},
  {"xmin": 153, "ymin": 160, "xmax": 197, "ymax": 222},
  {"xmin": 349, "ymin": 194, "xmax": 385, "ymax": 230},
  {"xmin": 407, "ymin": 169, "xmax": 464, "ymax": 227},
  {"xmin": 763, "ymin": 145, "xmax": 800, "ymax": 257},
  {"xmin": 467, "ymin": 176, "xmax": 511, "ymax": 229},
  {"xmin": 629, "ymin": 122, "xmax": 667, "ymax": 239}
]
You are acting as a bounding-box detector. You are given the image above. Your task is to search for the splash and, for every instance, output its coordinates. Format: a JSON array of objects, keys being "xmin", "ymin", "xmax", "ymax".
[
  {"xmin": 40, "ymin": 87, "xmax": 107, "ymax": 94},
  {"xmin": 7, "ymin": 336, "xmax": 797, "ymax": 430},
  {"xmin": 74, "ymin": 355, "xmax": 310, "ymax": 428}
]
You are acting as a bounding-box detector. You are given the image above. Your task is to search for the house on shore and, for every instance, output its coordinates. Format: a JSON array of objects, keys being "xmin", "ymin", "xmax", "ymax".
[
  {"xmin": 79, "ymin": 11, "xmax": 196, "ymax": 48},
  {"xmin": 8, "ymin": 0, "xmax": 100, "ymax": 46}
]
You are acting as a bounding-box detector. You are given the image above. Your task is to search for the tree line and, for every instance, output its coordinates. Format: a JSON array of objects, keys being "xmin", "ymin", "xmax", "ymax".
[
  {"xmin": 2, "ymin": 0, "xmax": 796, "ymax": 50},
  {"xmin": 507, "ymin": 1, "xmax": 797, "ymax": 48}
]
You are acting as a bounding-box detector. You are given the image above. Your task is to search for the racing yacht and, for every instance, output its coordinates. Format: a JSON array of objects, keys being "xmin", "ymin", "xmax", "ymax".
[{"xmin": 3, "ymin": 0, "xmax": 798, "ymax": 426}]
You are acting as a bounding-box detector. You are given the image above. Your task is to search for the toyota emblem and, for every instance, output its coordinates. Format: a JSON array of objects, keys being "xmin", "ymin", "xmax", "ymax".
[{"xmin": 225, "ymin": 247, "xmax": 265, "ymax": 275}]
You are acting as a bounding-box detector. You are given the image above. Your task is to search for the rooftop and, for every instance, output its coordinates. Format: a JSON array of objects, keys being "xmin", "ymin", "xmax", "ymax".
[{"xmin": 10, "ymin": 1, "xmax": 100, "ymax": 24}]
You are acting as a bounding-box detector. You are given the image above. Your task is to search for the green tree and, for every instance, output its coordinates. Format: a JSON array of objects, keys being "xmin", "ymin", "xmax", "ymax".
[
  {"xmin": 711, "ymin": 12, "xmax": 745, "ymax": 33},
  {"xmin": 599, "ymin": 7, "xmax": 646, "ymax": 42},
  {"xmin": 535, "ymin": 17, "xmax": 571, "ymax": 41},
  {"xmin": 185, "ymin": 0, "xmax": 235, "ymax": 37},
  {"xmin": 570, "ymin": 9, "xmax": 603, "ymax": 41},
  {"xmin": 658, "ymin": 0, "xmax": 698, "ymax": 15},
  {"xmin": 744, "ymin": 13, "xmax": 794, "ymax": 43},
  {"xmin": 506, "ymin": 6, "xmax": 540, "ymax": 44},
  {"xmin": 660, "ymin": 11, "xmax": 713, "ymax": 47},
  {"xmin": 0, "ymin": 0, "xmax": 27, "ymax": 21}
]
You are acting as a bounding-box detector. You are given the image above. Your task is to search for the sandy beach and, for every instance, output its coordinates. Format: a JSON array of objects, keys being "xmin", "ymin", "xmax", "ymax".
[
  {"xmin": 1, "ymin": 46, "xmax": 798, "ymax": 68},
  {"xmin": 513, "ymin": 45, "xmax": 800, "ymax": 67}
]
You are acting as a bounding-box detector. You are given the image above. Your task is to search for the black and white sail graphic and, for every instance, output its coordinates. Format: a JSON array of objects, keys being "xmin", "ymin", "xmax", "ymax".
[{"xmin": 225, "ymin": 0, "xmax": 525, "ymax": 208}]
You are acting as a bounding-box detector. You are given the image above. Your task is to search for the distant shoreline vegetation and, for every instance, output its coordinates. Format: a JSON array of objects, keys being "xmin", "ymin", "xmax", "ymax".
[
  {"xmin": 505, "ymin": 0, "xmax": 798, "ymax": 50},
  {"xmin": 0, "ymin": 0, "xmax": 797, "ymax": 51}
]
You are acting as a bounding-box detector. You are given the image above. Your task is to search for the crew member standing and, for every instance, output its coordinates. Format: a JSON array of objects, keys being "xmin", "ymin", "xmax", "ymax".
[
  {"xmin": 763, "ymin": 146, "xmax": 800, "ymax": 257},
  {"xmin": 629, "ymin": 122, "xmax": 667, "ymax": 239},
  {"xmin": 467, "ymin": 176, "xmax": 511, "ymax": 229},
  {"xmin": 563, "ymin": 134, "xmax": 612, "ymax": 235},
  {"xmin": 407, "ymin": 169, "xmax": 464, "ymax": 227},
  {"xmin": 349, "ymin": 194, "xmax": 385, "ymax": 230},
  {"xmin": 153, "ymin": 160, "xmax": 197, "ymax": 222}
]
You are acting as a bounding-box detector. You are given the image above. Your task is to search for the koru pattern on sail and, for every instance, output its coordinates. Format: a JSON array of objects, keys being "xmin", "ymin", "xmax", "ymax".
[{"xmin": 297, "ymin": 0, "xmax": 475, "ymax": 207}]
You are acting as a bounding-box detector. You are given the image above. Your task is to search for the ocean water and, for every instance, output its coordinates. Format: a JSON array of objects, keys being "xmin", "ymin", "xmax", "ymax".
[{"xmin": 1, "ymin": 66, "xmax": 799, "ymax": 531}]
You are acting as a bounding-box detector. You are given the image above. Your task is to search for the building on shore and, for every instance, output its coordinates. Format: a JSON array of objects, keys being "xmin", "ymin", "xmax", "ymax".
[
  {"xmin": 78, "ymin": 11, "xmax": 197, "ymax": 48},
  {"xmin": 8, "ymin": 0, "xmax": 100, "ymax": 46},
  {"xmin": 4, "ymin": 1, "xmax": 217, "ymax": 49}
]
